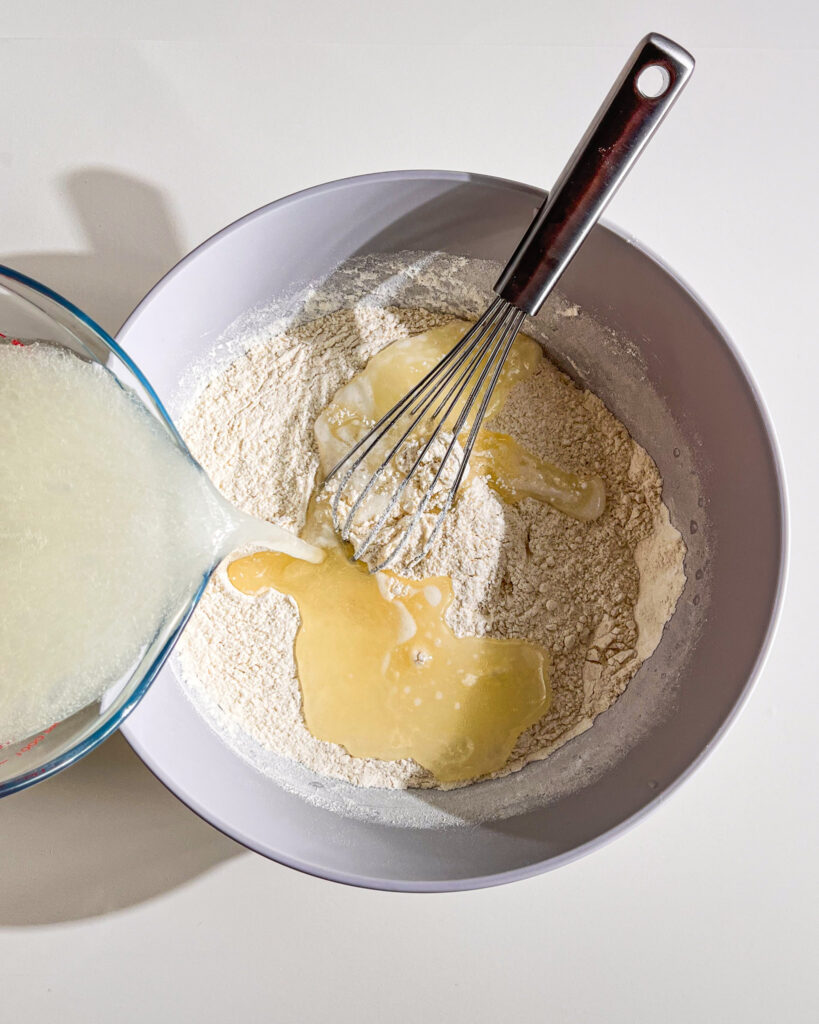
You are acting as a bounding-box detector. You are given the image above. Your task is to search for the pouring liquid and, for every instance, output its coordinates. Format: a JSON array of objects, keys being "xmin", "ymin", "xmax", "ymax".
[{"xmin": 0, "ymin": 341, "xmax": 319, "ymax": 744}]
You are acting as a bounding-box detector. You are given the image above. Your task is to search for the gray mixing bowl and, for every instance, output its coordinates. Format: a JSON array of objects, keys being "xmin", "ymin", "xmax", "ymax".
[{"xmin": 118, "ymin": 171, "xmax": 786, "ymax": 890}]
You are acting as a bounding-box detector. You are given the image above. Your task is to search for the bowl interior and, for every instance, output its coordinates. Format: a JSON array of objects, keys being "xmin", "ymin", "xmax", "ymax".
[{"xmin": 117, "ymin": 172, "xmax": 784, "ymax": 890}]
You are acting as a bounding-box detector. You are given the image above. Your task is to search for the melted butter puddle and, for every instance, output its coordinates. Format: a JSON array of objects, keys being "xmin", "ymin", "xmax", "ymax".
[
  {"xmin": 474, "ymin": 430, "xmax": 605, "ymax": 521},
  {"xmin": 229, "ymin": 321, "xmax": 605, "ymax": 783},
  {"xmin": 229, "ymin": 502, "xmax": 549, "ymax": 783}
]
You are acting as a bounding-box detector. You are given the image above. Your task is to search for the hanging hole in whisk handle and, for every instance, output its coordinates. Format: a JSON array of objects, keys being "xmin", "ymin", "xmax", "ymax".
[{"xmin": 636, "ymin": 63, "xmax": 672, "ymax": 99}]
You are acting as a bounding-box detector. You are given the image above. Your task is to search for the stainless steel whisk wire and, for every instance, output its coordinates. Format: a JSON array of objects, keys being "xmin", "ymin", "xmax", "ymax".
[{"xmin": 324, "ymin": 33, "xmax": 695, "ymax": 571}]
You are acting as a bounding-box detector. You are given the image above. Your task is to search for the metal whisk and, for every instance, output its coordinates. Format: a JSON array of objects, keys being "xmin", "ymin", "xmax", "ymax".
[{"xmin": 325, "ymin": 33, "xmax": 694, "ymax": 571}]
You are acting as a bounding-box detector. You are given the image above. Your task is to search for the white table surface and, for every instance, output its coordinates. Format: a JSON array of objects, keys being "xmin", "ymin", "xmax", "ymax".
[{"xmin": 2, "ymin": 2, "xmax": 817, "ymax": 1020}]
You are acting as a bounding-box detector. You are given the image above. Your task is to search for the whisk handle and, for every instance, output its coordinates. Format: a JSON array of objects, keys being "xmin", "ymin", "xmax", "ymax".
[{"xmin": 494, "ymin": 33, "xmax": 694, "ymax": 316}]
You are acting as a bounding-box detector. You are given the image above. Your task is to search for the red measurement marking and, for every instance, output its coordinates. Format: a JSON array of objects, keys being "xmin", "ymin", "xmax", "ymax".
[
  {"xmin": 15, "ymin": 722, "xmax": 58, "ymax": 756},
  {"xmin": 0, "ymin": 331, "xmax": 25, "ymax": 345}
]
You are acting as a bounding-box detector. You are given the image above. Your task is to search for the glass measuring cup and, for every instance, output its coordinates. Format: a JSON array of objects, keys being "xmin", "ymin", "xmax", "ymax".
[{"xmin": 0, "ymin": 265, "xmax": 215, "ymax": 798}]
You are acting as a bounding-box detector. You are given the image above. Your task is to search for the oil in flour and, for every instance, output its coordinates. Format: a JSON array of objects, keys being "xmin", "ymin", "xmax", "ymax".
[
  {"xmin": 228, "ymin": 322, "xmax": 605, "ymax": 782},
  {"xmin": 314, "ymin": 320, "xmax": 605, "ymax": 529},
  {"xmin": 229, "ymin": 525, "xmax": 549, "ymax": 783},
  {"xmin": 175, "ymin": 299, "xmax": 687, "ymax": 793}
]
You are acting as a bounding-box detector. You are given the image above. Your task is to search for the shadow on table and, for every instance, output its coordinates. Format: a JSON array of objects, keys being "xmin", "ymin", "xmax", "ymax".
[
  {"xmin": 0, "ymin": 734, "xmax": 241, "ymax": 925},
  {"xmin": 0, "ymin": 165, "xmax": 185, "ymax": 337},
  {"xmin": 0, "ymin": 166, "xmax": 242, "ymax": 926}
]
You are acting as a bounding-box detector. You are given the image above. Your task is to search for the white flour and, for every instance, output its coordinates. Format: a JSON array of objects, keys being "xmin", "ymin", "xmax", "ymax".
[{"xmin": 174, "ymin": 260, "xmax": 687, "ymax": 795}]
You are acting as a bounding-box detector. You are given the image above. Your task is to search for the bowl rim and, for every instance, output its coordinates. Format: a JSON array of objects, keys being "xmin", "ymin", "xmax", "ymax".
[
  {"xmin": 0, "ymin": 264, "xmax": 209, "ymax": 799},
  {"xmin": 117, "ymin": 168, "xmax": 789, "ymax": 891}
]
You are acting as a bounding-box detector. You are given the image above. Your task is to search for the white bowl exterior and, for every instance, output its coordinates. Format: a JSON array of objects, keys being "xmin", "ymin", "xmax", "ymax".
[{"xmin": 118, "ymin": 171, "xmax": 786, "ymax": 890}]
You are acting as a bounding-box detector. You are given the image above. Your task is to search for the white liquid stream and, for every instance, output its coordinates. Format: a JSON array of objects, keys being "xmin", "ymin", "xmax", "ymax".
[{"xmin": 0, "ymin": 342, "xmax": 320, "ymax": 743}]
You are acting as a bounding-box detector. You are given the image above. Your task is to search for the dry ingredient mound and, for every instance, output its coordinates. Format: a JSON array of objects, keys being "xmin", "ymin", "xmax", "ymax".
[{"xmin": 176, "ymin": 305, "xmax": 686, "ymax": 790}]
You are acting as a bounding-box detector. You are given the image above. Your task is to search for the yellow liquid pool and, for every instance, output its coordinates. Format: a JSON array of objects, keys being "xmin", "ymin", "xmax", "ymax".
[
  {"xmin": 473, "ymin": 430, "xmax": 605, "ymax": 521},
  {"xmin": 229, "ymin": 322, "xmax": 605, "ymax": 783},
  {"xmin": 229, "ymin": 509, "xmax": 549, "ymax": 783}
]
